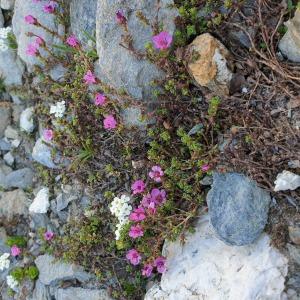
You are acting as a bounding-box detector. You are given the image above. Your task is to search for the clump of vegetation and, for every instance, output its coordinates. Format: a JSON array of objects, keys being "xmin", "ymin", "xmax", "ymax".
[
  {"xmin": 6, "ymin": 236, "xmax": 27, "ymax": 248},
  {"xmin": 10, "ymin": 265, "xmax": 39, "ymax": 283}
]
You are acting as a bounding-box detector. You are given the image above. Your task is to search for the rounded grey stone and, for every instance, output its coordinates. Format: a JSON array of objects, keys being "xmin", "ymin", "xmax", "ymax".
[{"xmin": 207, "ymin": 172, "xmax": 271, "ymax": 246}]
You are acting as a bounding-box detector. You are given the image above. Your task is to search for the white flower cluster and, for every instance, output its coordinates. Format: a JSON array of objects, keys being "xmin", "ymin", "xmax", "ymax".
[
  {"xmin": 0, "ymin": 27, "xmax": 12, "ymax": 52},
  {"xmin": 50, "ymin": 101, "xmax": 66, "ymax": 118},
  {"xmin": 0, "ymin": 253, "xmax": 10, "ymax": 271},
  {"xmin": 6, "ymin": 275, "xmax": 18, "ymax": 290},
  {"xmin": 110, "ymin": 195, "xmax": 132, "ymax": 240}
]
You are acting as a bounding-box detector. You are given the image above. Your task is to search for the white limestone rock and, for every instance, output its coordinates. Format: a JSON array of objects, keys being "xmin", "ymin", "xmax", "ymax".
[
  {"xmin": 29, "ymin": 187, "xmax": 50, "ymax": 214},
  {"xmin": 1, "ymin": 0, "xmax": 15, "ymax": 10},
  {"xmin": 145, "ymin": 215, "xmax": 288, "ymax": 300},
  {"xmin": 20, "ymin": 107, "xmax": 35, "ymax": 133},
  {"xmin": 274, "ymin": 170, "xmax": 300, "ymax": 192}
]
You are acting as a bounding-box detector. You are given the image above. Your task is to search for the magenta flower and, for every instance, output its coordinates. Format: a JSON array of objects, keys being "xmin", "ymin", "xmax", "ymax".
[
  {"xmin": 152, "ymin": 31, "xmax": 173, "ymax": 50},
  {"xmin": 25, "ymin": 15, "xmax": 37, "ymax": 25},
  {"xmin": 43, "ymin": 1, "xmax": 57, "ymax": 14},
  {"xmin": 149, "ymin": 165, "xmax": 164, "ymax": 182},
  {"xmin": 43, "ymin": 129, "xmax": 53, "ymax": 141},
  {"xmin": 11, "ymin": 245, "xmax": 21, "ymax": 257},
  {"xmin": 66, "ymin": 35, "xmax": 79, "ymax": 47},
  {"xmin": 129, "ymin": 207, "xmax": 146, "ymax": 222},
  {"xmin": 129, "ymin": 224, "xmax": 144, "ymax": 239},
  {"xmin": 94, "ymin": 93, "xmax": 106, "ymax": 106},
  {"xmin": 103, "ymin": 115, "xmax": 117, "ymax": 130},
  {"xmin": 44, "ymin": 231, "xmax": 54, "ymax": 241},
  {"xmin": 35, "ymin": 37, "xmax": 44, "ymax": 46},
  {"xmin": 26, "ymin": 43, "xmax": 38, "ymax": 56},
  {"xmin": 154, "ymin": 256, "xmax": 167, "ymax": 273},
  {"xmin": 147, "ymin": 201, "xmax": 157, "ymax": 215},
  {"xmin": 151, "ymin": 188, "xmax": 166, "ymax": 205},
  {"xmin": 142, "ymin": 263, "xmax": 153, "ymax": 277},
  {"xmin": 201, "ymin": 164, "xmax": 210, "ymax": 172},
  {"xmin": 126, "ymin": 249, "xmax": 141, "ymax": 265},
  {"xmin": 83, "ymin": 70, "xmax": 96, "ymax": 84},
  {"xmin": 131, "ymin": 180, "xmax": 146, "ymax": 195},
  {"xmin": 115, "ymin": 10, "xmax": 127, "ymax": 25}
]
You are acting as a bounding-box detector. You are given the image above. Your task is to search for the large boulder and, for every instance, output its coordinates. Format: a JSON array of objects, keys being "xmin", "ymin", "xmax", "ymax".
[
  {"xmin": 35, "ymin": 254, "xmax": 92, "ymax": 286},
  {"xmin": 145, "ymin": 215, "xmax": 288, "ymax": 300},
  {"xmin": 12, "ymin": 0, "xmax": 59, "ymax": 69},
  {"xmin": 96, "ymin": 0, "xmax": 177, "ymax": 100},
  {"xmin": 187, "ymin": 33, "xmax": 233, "ymax": 96},
  {"xmin": 70, "ymin": 0, "xmax": 97, "ymax": 44},
  {"xmin": 279, "ymin": 8, "xmax": 300, "ymax": 62},
  {"xmin": 207, "ymin": 172, "xmax": 271, "ymax": 246}
]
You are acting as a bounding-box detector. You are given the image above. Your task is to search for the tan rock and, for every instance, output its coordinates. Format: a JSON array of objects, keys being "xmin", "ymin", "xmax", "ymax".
[
  {"xmin": 279, "ymin": 9, "xmax": 300, "ymax": 62},
  {"xmin": 0, "ymin": 189, "xmax": 28, "ymax": 220},
  {"xmin": 187, "ymin": 33, "xmax": 233, "ymax": 95}
]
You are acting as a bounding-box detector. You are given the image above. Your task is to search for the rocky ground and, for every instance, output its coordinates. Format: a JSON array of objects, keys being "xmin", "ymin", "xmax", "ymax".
[{"xmin": 0, "ymin": 0, "xmax": 299, "ymax": 300}]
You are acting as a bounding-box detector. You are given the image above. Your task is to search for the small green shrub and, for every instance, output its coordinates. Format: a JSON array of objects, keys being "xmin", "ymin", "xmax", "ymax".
[{"xmin": 6, "ymin": 236, "xmax": 27, "ymax": 248}]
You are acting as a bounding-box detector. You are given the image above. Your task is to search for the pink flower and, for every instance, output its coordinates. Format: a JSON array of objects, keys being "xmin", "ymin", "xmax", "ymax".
[
  {"xmin": 142, "ymin": 264, "xmax": 153, "ymax": 277},
  {"xmin": 25, "ymin": 15, "xmax": 37, "ymax": 25},
  {"xmin": 115, "ymin": 10, "xmax": 127, "ymax": 25},
  {"xmin": 147, "ymin": 201, "xmax": 157, "ymax": 215},
  {"xmin": 43, "ymin": 1, "xmax": 57, "ymax": 14},
  {"xmin": 26, "ymin": 43, "xmax": 38, "ymax": 56},
  {"xmin": 151, "ymin": 188, "xmax": 166, "ymax": 205},
  {"xmin": 43, "ymin": 129, "xmax": 54, "ymax": 141},
  {"xmin": 11, "ymin": 245, "xmax": 21, "ymax": 257},
  {"xmin": 103, "ymin": 115, "xmax": 117, "ymax": 130},
  {"xmin": 44, "ymin": 231, "xmax": 54, "ymax": 241},
  {"xmin": 83, "ymin": 70, "xmax": 96, "ymax": 84},
  {"xmin": 201, "ymin": 164, "xmax": 210, "ymax": 172},
  {"xmin": 129, "ymin": 207, "xmax": 146, "ymax": 222},
  {"xmin": 149, "ymin": 165, "xmax": 164, "ymax": 182},
  {"xmin": 126, "ymin": 249, "xmax": 141, "ymax": 265},
  {"xmin": 154, "ymin": 256, "xmax": 167, "ymax": 273},
  {"xmin": 152, "ymin": 31, "xmax": 173, "ymax": 50},
  {"xmin": 35, "ymin": 37, "xmax": 44, "ymax": 46},
  {"xmin": 94, "ymin": 93, "xmax": 106, "ymax": 106},
  {"xmin": 131, "ymin": 180, "xmax": 146, "ymax": 195},
  {"xmin": 129, "ymin": 224, "xmax": 144, "ymax": 239},
  {"xmin": 66, "ymin": 35, "xmax": 79, "ymax": 47}
]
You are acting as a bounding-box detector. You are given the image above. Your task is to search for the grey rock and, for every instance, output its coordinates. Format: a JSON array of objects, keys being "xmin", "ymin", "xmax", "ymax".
[
  {"xmin": 30, "ymin": 213, "xmax": 49, "ymax": 230},
  {"xmin": 0, "ymin": 138, "xmax": 11, "ymax": 151},
  {"xmin": 1, "ymin": 0, "xmax": 15, "ymax": 10},
  {"xmin": 4, "ymin": 125, "xmax": 19, "ymax": 140},
  {"xmin": 287, "ymin": 244, "xmax": 300, "ymax": 265},
  {"xmin": 49, "ymin": 64, "xmax": 67, "ymax": 82},
  {"xmin": 32, "ymin": 138, "xmax": 57, "ymax": 169},
  {"xmin": 279, "ymin": 9, "xmax": 300, "ymax": 62},
  {"xmin": 0, "ymin": 104, "xmax": 11, "ymax": 138},
  {"xmin": 0, "ymin": 9, "xmax": 4, "ymax": 27},
  {"xmin": 35, "ymin": 254, "xmax": 92, "ymax": 286},
  {"xmin": 207, "ymin": 172, "xmax": 271, "ymax": 246},
  {"xmin": 70, "ymin": 0, "xmax": 97, "ymax": 44},
  {"xmin": 0, "ymin": 189, "xmax": 28, "ymax": 220},
  {"xmin": 121, "ymin": 107, "xmax": 146, "ymax": 128},
  {"xmin": 55, "ymin": 287, "xmax": 112, "ymax": 300},
  {"xmin": 0, "ymin": 162, "xmax": 12, "ymax": 184},
  {"xmin": 3, "ymin": 151, "xmax": 14, "ymax": 166},
  {"xmin": 30, "ymin": 280, "xmax": 51, "ymax": 300},
  {"xmin": 96, "ymin": 0, "xmax": 177, "ymax": 100},
  {"xmin": 12, "ymin": 0, "xmax": 58, "ymax": 70},
  {"xmin": 3, "ymin": 167, "xmax": 34, "ymax": 189},
  {"xmin": 12, "ymin": 103, "xmax": 25, "ymax": 124},
  {"xmin": 0, "ymin": 227, "xmax": 9, "ymax": 253},
  {"xmin": 0, "ymin": 46, "xmax": 24, "ymax": 87},
  {"xmin": 56, "ymin": 192, "xmax": 75, "ymax": 212}
]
